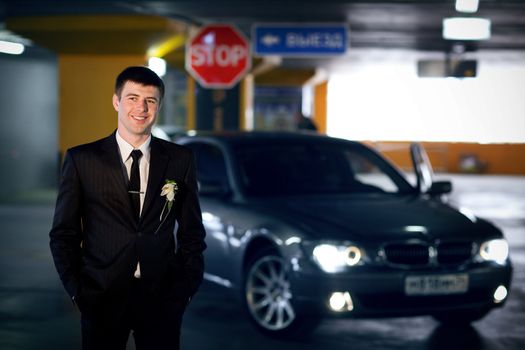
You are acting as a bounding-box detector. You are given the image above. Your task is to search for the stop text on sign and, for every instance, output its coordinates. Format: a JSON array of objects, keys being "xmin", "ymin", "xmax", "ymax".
[{"xmin": 190, "ymin": 44, "xmax": 247, "ymax": 67}]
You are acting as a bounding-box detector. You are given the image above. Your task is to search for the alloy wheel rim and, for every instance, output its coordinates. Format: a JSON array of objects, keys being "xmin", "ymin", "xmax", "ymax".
[{"xmin": 246, "ymin": 255, "xmax": 295, "ymax": 331}]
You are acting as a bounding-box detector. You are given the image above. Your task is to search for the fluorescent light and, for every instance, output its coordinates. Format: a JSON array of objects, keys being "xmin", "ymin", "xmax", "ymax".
[
  {"xmin": 443, "ymin": 17, "xmax": 491, "ymax": 40},
  {"xmin": 455, "ymin": 0, "xmax": 479, "ymax": 13},
  {"xmin": 148, "ymin": 57, "xmax": 167, "ymax": 77},
  {"xmin": 0, "ymin": 40, "xmax": 25, "ymax": 55}
]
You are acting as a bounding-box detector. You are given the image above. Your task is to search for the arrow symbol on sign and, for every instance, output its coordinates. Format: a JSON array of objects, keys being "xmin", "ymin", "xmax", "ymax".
[{"xmin": 261, "ymin": 34, "xmax": 280, "ymax": 47}]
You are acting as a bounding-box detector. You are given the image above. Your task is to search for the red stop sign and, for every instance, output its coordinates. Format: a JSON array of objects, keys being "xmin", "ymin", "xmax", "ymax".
[{"xmin": 186, "ymin": 24, "xmax": 251, "ymax": 88}]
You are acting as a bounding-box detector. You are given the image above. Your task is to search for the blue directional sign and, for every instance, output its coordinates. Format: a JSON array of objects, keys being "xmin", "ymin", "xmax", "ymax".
[{"xmin": 253, "ymin": 24, "xmax": 348, "ymax": 56}]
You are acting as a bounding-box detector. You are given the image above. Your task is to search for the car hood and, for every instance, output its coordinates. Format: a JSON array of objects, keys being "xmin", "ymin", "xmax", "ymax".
[{"xmin": 248, "ymin": 193, "xmax": 498, "ymax": 242}]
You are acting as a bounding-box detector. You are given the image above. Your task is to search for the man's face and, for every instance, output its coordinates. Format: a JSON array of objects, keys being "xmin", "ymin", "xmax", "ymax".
[{"xmin": 113, "ymin": 81, "xmax": 161, "ymax": 139}]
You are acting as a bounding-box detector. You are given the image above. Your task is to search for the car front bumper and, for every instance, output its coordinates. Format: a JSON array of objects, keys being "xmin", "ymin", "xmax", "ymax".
[{"xmin": 289, "ymin": 261, "xmax": 513, "ymax": 318}]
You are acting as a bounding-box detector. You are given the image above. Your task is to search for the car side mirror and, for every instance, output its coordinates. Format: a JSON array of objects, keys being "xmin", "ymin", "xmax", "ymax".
[
  {"xmin": 427, "ymin": 180, "xmax": 453, "ymax": 196},
  {"xmin": 410, "ymin": 143, "xmax": 434, "ymax": 193}
]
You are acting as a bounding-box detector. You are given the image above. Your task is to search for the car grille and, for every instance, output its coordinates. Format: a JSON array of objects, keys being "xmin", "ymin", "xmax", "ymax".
[
  {"xmin": 383, "ymin": 241, "xmax": 473, "ymax": 266},
  {"xmin": 437, "ymin": 241, "xmax": 474, "ymax": 264},
  {"xmin": 384, "ymin": 244, "xmax": 429, "ymax": 265}
]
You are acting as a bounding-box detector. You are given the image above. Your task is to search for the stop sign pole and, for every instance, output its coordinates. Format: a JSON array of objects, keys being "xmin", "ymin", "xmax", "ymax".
[{"xmin": 186, "ymin": 24, "xmax": 251, "ymax": 89}]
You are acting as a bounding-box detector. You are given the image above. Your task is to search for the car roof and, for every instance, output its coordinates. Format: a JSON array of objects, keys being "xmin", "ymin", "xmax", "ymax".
[{"xmin": 176, "ymin": 130, "xmax": 362, "ymax": 147}]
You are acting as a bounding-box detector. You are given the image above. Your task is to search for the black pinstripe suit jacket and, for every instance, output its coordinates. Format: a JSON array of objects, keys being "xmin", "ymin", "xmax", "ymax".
[{"xmin": 49, "ymin": 132, "xmax": 206, "ymax": 317}]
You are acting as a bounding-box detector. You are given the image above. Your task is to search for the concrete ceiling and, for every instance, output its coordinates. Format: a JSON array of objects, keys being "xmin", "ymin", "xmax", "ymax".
[{"xmin": 1, "ymin": 0, "xmax": 525, "ymax": 69}]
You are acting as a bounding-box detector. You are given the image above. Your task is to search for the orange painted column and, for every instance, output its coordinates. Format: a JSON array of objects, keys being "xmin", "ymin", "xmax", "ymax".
[
  {"xmin": 58, "ymin": 55, "xmax": 146, "ymax": 153},
  {"xmin": 313, "ymin": 81, "xmax": 328, "ymax": 134}
]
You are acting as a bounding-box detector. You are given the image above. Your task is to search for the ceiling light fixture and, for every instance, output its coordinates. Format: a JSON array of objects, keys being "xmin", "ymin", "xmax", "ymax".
[
  {"xmin": 443, "ymin": 17, "xmax": 491, "ymax": 40},
  {"xmin": 455, "ymin": 0, "xmax": 479, "ymax": 13},
  {"xmin": 0, "ymin": 40, "xmax": 25, "ymax": 55},
  {"xmin": 148, "ymin": 57, "xmax": 167, "ymax": 77}
]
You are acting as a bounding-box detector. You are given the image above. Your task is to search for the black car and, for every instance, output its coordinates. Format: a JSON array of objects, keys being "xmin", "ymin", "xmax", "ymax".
[{"xmin": 177, "ymin": 132, "xmax": 512, "ymax": 338}]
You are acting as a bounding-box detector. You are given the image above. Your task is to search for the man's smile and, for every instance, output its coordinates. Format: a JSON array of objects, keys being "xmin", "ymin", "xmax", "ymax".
[{"xmin": 131, "ymin": 115, "xmax": 148, "ymax": 121}]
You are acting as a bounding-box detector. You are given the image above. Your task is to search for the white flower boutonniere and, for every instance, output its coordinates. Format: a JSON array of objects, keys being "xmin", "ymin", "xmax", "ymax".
[
  {"xmin": 161, "ymin": 180, "xmax": 178, "ymax": 208},
  {"xmin": 155, "ymin": 180, "xmax": 178, "ymax": 234}
]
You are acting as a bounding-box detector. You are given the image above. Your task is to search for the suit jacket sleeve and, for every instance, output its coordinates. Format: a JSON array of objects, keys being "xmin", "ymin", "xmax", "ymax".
[
  {"xmin": 49, "ymin": 150, "xmax": 83, "ymax": 299},
  {"xmin": 176, "ymin": 150, "xmax": 207, "ymax": 298}
]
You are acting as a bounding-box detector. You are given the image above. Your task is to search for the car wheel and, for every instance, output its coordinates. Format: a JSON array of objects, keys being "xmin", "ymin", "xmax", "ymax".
[
  {"xmin": 432, "ymin": 308, "xmax": 490, "ymax": 325},
  {"xmin": 243, "ymin": 246, "xmax": 319, "ymax": 338}
]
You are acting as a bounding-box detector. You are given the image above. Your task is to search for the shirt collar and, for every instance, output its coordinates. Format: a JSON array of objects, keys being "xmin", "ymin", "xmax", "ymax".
[{"xmin": 115, "ymin": 131, "xmax": 151, "ymax": 164}]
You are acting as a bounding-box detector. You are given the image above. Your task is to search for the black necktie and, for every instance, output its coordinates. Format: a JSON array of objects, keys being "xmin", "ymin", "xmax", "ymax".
[{"xmin": 129, "ymin": 149, "xmax": 143, "ymax": 220}]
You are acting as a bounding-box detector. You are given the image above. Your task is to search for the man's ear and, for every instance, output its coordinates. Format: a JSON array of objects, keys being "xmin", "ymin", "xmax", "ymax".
[{"xmin": 112, "ymin": 94, "xmax": 120, "ymax": 112}]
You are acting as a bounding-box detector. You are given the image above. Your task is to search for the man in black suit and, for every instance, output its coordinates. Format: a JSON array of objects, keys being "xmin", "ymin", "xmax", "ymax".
[{"xmin": 50, "ymin": 66, "xmax": 206, "ymax": 349}]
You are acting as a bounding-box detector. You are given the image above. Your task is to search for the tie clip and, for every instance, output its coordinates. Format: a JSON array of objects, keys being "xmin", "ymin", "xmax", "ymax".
[{"xmin": 128, "ymin": 190, "xmax": 144, "ymax": 194}]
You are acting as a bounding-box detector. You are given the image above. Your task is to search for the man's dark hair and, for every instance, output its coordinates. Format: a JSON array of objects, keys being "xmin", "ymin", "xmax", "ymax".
[{"xmin": 115, "ymin": 66, "xmax": 165, "ymax": 102}]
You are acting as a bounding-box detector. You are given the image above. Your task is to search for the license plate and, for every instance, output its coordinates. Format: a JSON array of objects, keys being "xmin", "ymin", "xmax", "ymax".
[{"xmin": 405, "ymin": 274, "xmax": 469, "ymax": 296}]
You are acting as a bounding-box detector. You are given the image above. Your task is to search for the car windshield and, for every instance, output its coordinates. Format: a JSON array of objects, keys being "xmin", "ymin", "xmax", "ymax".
[{"xmin": 233, "ymin": 139, "xmax": 414, "ymax": 196}]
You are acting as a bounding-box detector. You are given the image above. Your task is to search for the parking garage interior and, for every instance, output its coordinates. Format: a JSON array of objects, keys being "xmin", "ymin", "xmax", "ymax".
[{"xmin": 0, "ymin": 1, "xmax": 524, "ymax": 349}]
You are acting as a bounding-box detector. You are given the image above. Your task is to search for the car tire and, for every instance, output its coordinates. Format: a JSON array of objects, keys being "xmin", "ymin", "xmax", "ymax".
[
  {"xmin": 243, "ymin": 246, "xmax": 319, "ymax": 338},
  {"xmin": 432, "ymin": 308, "xmax": 490, "ymax": 325}
]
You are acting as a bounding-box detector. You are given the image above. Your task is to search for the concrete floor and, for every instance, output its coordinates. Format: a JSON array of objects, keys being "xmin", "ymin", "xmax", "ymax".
[{"xmin": 1, "ymin": 174, "xmax": 524, "ymax": 349}]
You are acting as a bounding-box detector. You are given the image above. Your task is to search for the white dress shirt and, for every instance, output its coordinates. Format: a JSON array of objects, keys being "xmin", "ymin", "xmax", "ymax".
[{"xmin": 116, "ymin": 131, "xmax": 151, "ymax": 278}]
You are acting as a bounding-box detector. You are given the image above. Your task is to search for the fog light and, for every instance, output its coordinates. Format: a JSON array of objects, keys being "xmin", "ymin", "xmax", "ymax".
[
  {"xmin": 329, "ymin": 292, "xmax": 354, "ymax": 312},
  {"xmin": 493, "ymin": 285, "xmax": 508, "ymax": 303}
]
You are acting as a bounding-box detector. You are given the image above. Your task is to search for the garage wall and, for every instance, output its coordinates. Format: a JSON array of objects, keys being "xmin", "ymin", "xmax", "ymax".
[
  {"xmin": 0, "ymin": 51, "xmax": 58, "ymax": 201},
  {"xmin": 371, "ymin": 141, "xmax": 525, "ymax": 175}
]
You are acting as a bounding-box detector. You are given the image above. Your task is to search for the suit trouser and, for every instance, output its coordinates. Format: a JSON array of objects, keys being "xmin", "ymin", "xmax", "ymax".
[{"xmin": 80, "ymin": 278, "xmax": 187, "ymax": 350}]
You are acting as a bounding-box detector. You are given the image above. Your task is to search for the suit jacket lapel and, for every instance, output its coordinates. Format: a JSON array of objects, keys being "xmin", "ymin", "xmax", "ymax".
[
  {"xmin": 100, "ymin": 132, "xmax": 137, "ymax": 227},
  {"xmin": 142, "ymin": 137, "xmax": 169, "ymax": 221}
]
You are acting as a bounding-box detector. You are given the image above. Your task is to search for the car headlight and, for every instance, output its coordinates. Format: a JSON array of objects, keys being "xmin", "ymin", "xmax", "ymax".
[
  {"xmin": 479, "ymin": 239, "xmax": 509, "ymax": 264},
  {"xmin": 312, "ymin": 243, "xmax": 364, "ymax": 273}
]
